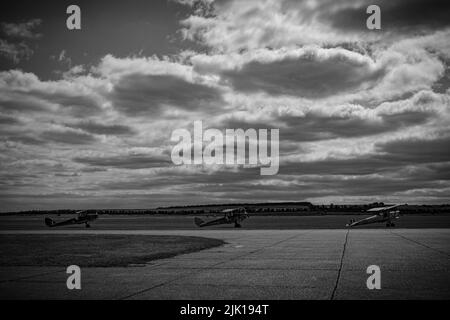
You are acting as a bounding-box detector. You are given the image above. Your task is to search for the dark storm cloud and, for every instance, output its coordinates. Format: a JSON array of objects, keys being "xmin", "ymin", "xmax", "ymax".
[
  {"xmin": 99, "ymin": 167, "xmax": 263, "ymax": 190},
  {"xmin": 64, "ymin": 121, "xmax": 135, "ymax": 136},
  {"xmin": 0, "ymin": 172, "xmax": 38, "ymax": 182},
  {"xmin": 0, "ymin": 192, "xmax": 86, "ymax": 200},
  {"xmin": 271, "ymin": 136, "xmax": 450, "ymax": 198},
  {"xmin": 220, "ymin": 109, "xmax": 433, "ymax": 143},
  {"xmin": 0, "ymin": 95, "xmax": 50, "ymax": 112},
  {"xmin": 0, "ymin": 80, "xmax": 103, "ymax": 116},
  {"xmin": 174, "ymin": 163, "xmax": 450, "ymax": 200},
  {"xmin": 31, "ymin": 90, "xmax": 103, "ymax": 116},
  {"xmin": 110, "ymin": 74, "xmax": 224, "ymax": 116},
  {"xmin": 0, "ymin": 114, "xmax": 21, "ymax": 125},
  {"xmin": 324, "ymin": 0, "xmax": 450, "ymax": 32},
  {"xmin": 0, "ymin": 126, "xmax": 46, "ymax": 145},
  {"xmin": 396, "ymin": 162, "xmax": 450, "ymax": 182},
  {"xmin": 73, "ymin": 153, "xmax": 172, "ymax": 169},
  {"xmin": 376, "ymin": 136, "xmax": 450, "ymax": 164},
  {"xmin": 53, "ymin": 172, "xmax": 80, "ymax": 177},
  {"xmin": 187, "ymin": 177, "xmax": 422, "ymax": 197},
  {"xmin": 0, "ymin": 171, "xmax": 42, "ymax": 193},
  {"xmin": 280, "ymin": 137, "xmax": 450, "ymax": 178},
  {"xmin": 127, "ymin": 168, "xmax": 446, "ymax": 201},
  {"xmin": 296, "ymin": 175, "xmax": 445, "ymax": 196},
  {"xmin": 98, "ymin": 179, "xmax": 165, "ymax": 190},
  {"xmin": 278, "ymin": 136, "xmax": 450, "ymax": 180},
  {"xmin": 212, "ymin": 118, "xmax": 278, "ymax": 134},
  {"xmin": 280, "ymin": 111, "xmax": 433, "ymax": 142},
  {"xmin": 280, "ymin": 157, "xmax": 396, "ymax": 176},
  {"xmin": 40, "ymin": 130, "xmax": 97, "ymax": 145},
  {"xmin": 221, "ymin": 53, "xmax": 384, "ymax": 98},
  {"xmin": 5, "ymin": 135, "xmax": 45, "ymax": 145},
  {"xmin": 79, "ymin": 166, "xmax": 108, "ymax": 173}
]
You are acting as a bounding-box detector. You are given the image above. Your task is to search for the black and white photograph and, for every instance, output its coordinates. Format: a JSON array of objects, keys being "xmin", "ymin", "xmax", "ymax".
[{"xmin": 0, "ymin": 0, "xmax": 449, "ymax": 308}]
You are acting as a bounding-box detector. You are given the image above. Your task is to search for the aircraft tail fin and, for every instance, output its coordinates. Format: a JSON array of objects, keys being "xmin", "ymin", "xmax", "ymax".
[
  {"xmin": 346, "ymin": 218, "xmax": 355, "ymax": 227},
  {"xmin": 45, "ymin": 217, "xmax": 55, "ymax": 227},
  {"xmin": 194, "ymin": 217, "xmax": 205, "ymax": 227}
]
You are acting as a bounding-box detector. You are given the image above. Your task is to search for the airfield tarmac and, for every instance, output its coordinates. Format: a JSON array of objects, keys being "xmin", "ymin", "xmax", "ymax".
[
  {"xmin": 1, "ymin": 214, "xmax": 450, "ymax": 230},
  {"xmin": 0, "ymin": 215, "xmax": 449, "ymax": 300}
]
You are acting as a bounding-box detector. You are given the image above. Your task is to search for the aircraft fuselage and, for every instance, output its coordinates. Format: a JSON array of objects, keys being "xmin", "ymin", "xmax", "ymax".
[{"xmin": 347, "ymin": 210, "xmax": 399, "ymax": 227}]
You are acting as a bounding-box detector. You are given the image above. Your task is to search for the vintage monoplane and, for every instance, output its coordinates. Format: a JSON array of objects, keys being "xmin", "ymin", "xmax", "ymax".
[
  {"xmin": 45, "ymin": 210, "xmax": 98, "ymax": 228},
  {"xmin": 194, "ymin": 207, "xmax": 249, "ymax": 228},
  {"xmin": 346, "ymin": 204, "xmax": 403, "ymax": 228}
]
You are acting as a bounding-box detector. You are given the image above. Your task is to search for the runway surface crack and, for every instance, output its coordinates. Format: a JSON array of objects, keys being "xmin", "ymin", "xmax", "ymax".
[{"xmin": 330, "ymin": 229, "xmax": 349, "ymax": 300}]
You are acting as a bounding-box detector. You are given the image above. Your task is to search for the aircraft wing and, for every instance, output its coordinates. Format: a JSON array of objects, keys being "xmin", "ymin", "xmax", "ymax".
[
  {"xmin": 346, "ymin": 215, "xmax": 380, "ymax": 227},
  {"xmin": 76, "ymin": 210, "xmax": 88, "ymax": 217},
  {"xmin": 221, "ymin": 208, "xmax": 242, "ymax": 214},
  {"xmin": 366, "ymin": 204, "xmax": 401, "ymax": 214},
  {"xmin": 195, "ymin": 216, "xmax": 229, "ymax": 227},
  {"xmin": 45, "ymin": 217, "xmax": 79, "ymax": 227}
]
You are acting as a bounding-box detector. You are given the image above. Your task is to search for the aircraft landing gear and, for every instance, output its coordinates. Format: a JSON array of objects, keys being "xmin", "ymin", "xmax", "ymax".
[
  {"xmin": 386, "ymin": 222, "xmax": 395, "ymax": 228},
  {"xmin": 85, "ymin": 223, "xmax": 91, "ymax": 228},
  {"xmin": 234, "ymin": 222, "xmax": 242, "ymax": 228}
]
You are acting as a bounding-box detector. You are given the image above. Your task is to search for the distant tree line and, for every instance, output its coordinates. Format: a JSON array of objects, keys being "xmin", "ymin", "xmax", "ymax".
[{"xmin": 2, "ymin": 202, "xmax": 450, "ymax": 215}]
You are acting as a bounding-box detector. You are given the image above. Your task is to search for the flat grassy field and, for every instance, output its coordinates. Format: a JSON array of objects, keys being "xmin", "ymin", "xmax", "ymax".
[{"xmin": 0, "ymin": 234, "xmax": 224, "ymax": 267}]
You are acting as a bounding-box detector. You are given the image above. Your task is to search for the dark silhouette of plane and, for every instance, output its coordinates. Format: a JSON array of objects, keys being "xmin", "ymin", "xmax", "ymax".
[
  {"xmin": 45, "ymin": 211, "xmax": 98, "ymax": 228},
  {"xmin": 195, "ymin": 207, "xmax": 249, "ymax": 228},
  {"xmin": 346, "ymin": 204, "xmax": 404, "ymax": 228}
]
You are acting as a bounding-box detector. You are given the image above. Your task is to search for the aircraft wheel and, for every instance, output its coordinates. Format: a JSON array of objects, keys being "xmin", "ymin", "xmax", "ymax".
[
  {"xmin": 391, "ymin": 223, "xmax": 395, "ymax": 227},
  {"xmin": 386, "ymin": 223, "xmax": 390, "ymax": 228},
  {"xmin": 86, "ymin": 223, "xmax": 91, "ymax": 228},
  {"xmin": 234, "ymin": 223, "xmax": 242, "ymax": 228}
]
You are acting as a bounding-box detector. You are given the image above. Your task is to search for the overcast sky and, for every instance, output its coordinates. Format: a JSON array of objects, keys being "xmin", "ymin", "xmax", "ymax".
[{"xmin": 1, "ymin": 0, "xmax": 449, "ymax": 211}]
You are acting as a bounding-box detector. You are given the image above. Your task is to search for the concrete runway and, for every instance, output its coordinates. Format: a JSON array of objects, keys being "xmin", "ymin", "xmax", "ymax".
[
  {"xmin": 0, "ymin": 229, "xmax": 449, "ymax": 299},
  {"xmin": 1, "ymin": 214, "xmax": 450, "ymax": 230}
]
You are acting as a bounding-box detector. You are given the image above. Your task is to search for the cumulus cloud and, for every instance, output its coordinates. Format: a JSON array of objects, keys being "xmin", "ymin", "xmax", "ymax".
[
  {"xmin": 1, "ymin": 19, "xmax": 42, "ymax": 39},
  {"xmin": 193, "ymin": 47, "xmax": 384, "ymax": 98},
  {"xmin": 0, "ymin": 19, "xmax": 42, "ymax": 64},
  {"xmin": 180, "ymin": 0, "xmax": 450, "ymax": 52},
  {"xmin": 40, "ymin": 130, "xmax": 97, "ymax": 145},
  {"xmin": 324, "ymin": 0, "xmax": 450, "ymax": 32},
  {"xmin": 1, "ymin": 1, "xmax": 450, "ymax": 209},
  {"xmin": 110, "ymin": 73, "xmax": 224, "ymax": 116},
  {"xmin": 0, "ymin": 114, "xmax": 21, "ymax": 125},
  {"xmin": 73, "ymin": 153, "xmax": 172, "ymax": 169},
  {"xmin": 376, "ymin": 136, "xmax": 450, "ymax": 164},
  {"xmin": 179, "ymin": 0, "xmax": 376, "ymax": 52},
  {"xmin": 64, "ymin": 121, "xmax": 135, "ymax": 136},
  {"xmin": 0, "ymin": 70, "xmax": 105, "ymax": 116},
  {"xmin": 0, "ymin": 39, "xmax": 33, "ymax": 64}
]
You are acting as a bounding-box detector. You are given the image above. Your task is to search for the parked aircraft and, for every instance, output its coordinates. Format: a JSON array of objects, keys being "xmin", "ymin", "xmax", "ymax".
[
  {"xmin": 346, "ymin": 204, "xmax": 403, "ymax": 228},
  {"xmin": 45, "ymin": 211, "xmax": 98, "ymax": 228},
  {"xmin": 194, "ymin": 207, "xmax": 249, "ymax": 228}
]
